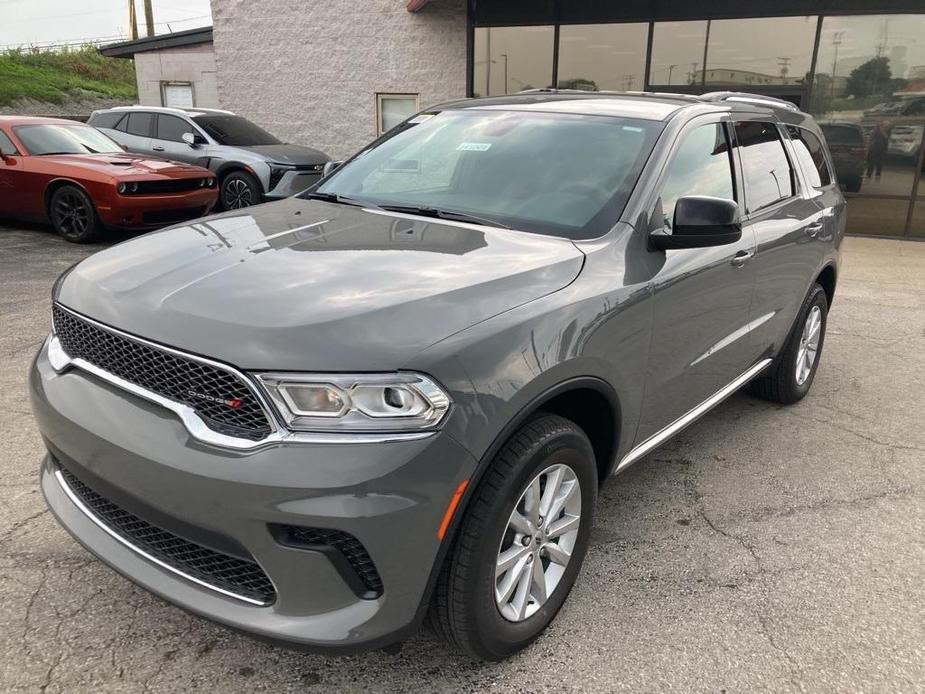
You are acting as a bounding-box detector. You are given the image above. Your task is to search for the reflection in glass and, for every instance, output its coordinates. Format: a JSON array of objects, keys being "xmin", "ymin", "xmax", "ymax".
[
  {"xmin": 557, "ymin": 23, "xmax": 648, "ymax": 92},
  {"xmin": 704, "ymin": 16, "xmax": 816, "ymax": 88},
  {"xmin": 734, "ymin": 122, "xmax": 794, "ymax": 211},
  {"xmin": 844, "ymin": 197, "xmax": 912, "ymax": 236},
  {"xmin": 650, "ymin": 21, "xmax": 708, "ymax": 86},
  {"xmin": 473, "ymin": 26, "xmax": 554, "ymax": 96},
  {"xmin": 912, "ymin": 202, "xmax": 925, "ymax": 237}
]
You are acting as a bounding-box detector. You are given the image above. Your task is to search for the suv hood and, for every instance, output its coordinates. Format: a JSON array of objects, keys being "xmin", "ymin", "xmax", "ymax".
[
  {"xmin": 235, "ymin": 144, "xmax": 329, "ymax": 165},
  {"xmin": 56, "ymin": 198, "xmax": 584, "ymax": 371}
]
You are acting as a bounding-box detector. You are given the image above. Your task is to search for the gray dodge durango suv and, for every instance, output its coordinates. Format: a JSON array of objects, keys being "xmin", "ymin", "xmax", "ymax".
[
  {"xmin": 32, "ymin": 91, "xmax": 843, "ymax": 661},
  {"xmin": 89, "ymin": 106, "xmax": 330, "ymax": 210}
]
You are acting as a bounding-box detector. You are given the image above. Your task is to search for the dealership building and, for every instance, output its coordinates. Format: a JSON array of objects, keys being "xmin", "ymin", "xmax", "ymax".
[{"xmin": 149, "ymin": 1, "xmax": 925, "ymax": 238}]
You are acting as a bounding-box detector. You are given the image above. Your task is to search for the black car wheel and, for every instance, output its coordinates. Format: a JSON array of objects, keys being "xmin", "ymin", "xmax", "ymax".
[
  {"xmin": 430, "ymin": 413, "xmax": 597, "ymax": 660},
  {"xmin": 220, "ymin": 170, "xmax": 262, "ymax": 210},
  {"xmin": 49, "ymin": 185, "xmax": 101, "ymax": 243},
  {"xmin": 750, "ymin": 283, "xmax": 829, "ymax": 404}
]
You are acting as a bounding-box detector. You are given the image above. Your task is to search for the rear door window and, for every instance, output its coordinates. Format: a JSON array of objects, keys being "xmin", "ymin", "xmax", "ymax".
[
  {"xmin": 89, "ymin": 112, "xmax": 125, "ymax": 130},
  {"xmin": 125, "ymin": 112, "xmax": 154, "ymax": 138},
  {"xmin": 734, "ymin": 121, "xmax": 794, "ymax": 212},
  {"xmin": 786, "ymin": 126, "xmax": 832, "ymax": 188}
]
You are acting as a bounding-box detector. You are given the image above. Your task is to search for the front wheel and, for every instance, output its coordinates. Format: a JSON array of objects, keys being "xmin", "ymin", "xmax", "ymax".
[
  {"xmin": 429, "ymin": 413, "xmax": 597, "ymax": 660},
  {"xmin": 49, "ymin": 185, "xmax": 101, "ymax": 243},
  {"xmin": 220, "ymin": 170, "xmax": 262, "ymax": 210},
  {"xmin": 750, "ymin": 283, "xmax": 828, "ymax": 404}
]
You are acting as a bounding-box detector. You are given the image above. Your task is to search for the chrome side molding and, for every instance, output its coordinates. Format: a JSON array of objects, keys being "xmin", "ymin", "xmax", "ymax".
[{"xmin": 615, "ymin": 358, "xmax": 773, "ymax": 474}]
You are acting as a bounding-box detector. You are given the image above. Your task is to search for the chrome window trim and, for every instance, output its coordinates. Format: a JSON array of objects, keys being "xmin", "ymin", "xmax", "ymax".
[
  {"xmin": 53, "ymin": 467, "xmax": 273, "ymax": 606},
  {"xmin": 48, "ymin": 304, "xmax": 435, "ymax": 450}
]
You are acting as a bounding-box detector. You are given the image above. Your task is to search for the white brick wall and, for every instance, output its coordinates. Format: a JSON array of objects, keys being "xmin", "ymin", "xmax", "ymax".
[
  {"xmin": 211, "ymin": 0, "xmax": 467, "ymax": 159},
  {"xmin": 134, "ymin": 43, "xmax": 219, "ymax": 108}
]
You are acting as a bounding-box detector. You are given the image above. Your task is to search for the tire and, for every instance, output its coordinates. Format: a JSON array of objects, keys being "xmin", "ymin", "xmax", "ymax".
[
  {"xmin": 219, "ymin": 170, "xmax": 262, "ymax": 210},
  {"xmin": 49, "ymin": 185, "xmax": 102, "ymax": 243},
  {"xmin": 749, "ymin": 283, "xmax": 828, "ymax": 404},
  {"xmin": 429, "ymin": 413, "xmax": 597, "ymax": 660}
]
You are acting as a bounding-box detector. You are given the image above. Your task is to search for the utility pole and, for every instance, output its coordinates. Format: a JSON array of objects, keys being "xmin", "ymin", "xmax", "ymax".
[
  {"xmin": 143, "ymin": 0, "xmax": 155, "ymax": 37},
  {"xmin": 778, "ymin": 56, "xmax": 791, "ymax": 82},
  {"xmin": 831, "ymin": 31, "xmax": 844, "ymax": 98},
  {"xmin": 667, "ymin": 64, "xmax": 676, "ymax": 85},
  {"xmin": 128, "ymin": 0, "xmax": 138, "ymax": 40}
]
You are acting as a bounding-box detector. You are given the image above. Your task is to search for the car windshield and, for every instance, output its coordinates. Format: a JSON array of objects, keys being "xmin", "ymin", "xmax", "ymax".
[
  {"xmin": 191, "ymin": 115, "xmax": 281, "ymax": 146},
  {"xmin": 13, "ymin": 124, "xmax": 123, "ymax": 155},
  {"xmin": 306, "ymin": 109, "xmax": 662, "ymax": 239}
]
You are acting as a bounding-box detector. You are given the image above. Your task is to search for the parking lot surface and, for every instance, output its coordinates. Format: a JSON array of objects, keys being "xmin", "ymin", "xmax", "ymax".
[{"xmin": 1, "ymin": 223, "xmax": 923, "ymax": 692}]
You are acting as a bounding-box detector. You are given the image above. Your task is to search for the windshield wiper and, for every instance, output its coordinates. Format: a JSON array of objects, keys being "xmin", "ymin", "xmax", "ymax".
[
  {"xmin": 303, "ymin": 191, "xmax": 381, "ymax": 209},
  {"xmin": 378, "ymin": 204, "xmax": 511, "ymax": 229}
]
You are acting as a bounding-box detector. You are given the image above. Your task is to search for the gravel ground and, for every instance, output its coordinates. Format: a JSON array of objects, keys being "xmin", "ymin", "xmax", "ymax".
[{"xmin": 1, "ymin": 223, "xmax": 923, "ymax": 693}]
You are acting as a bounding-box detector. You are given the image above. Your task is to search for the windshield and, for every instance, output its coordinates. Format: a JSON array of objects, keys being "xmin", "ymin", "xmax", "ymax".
[
  {"xmin": 307, "ymin": 109, "xmax": 662, "ymax": 239},
  {"xmin": 192, "ymin": 115, "xmax": 281, "ymax": 146},
  {"xmin": 13, "ymin": 124, "xmax": 123, "ymax": 155}
]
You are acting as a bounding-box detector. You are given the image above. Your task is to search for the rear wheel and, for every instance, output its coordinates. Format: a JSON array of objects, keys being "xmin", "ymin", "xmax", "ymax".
[
  {"xmin": 750, "ymin": 283, "xmax": 828, "ymax": 404},
  {"xmin": 430, "ymin": 413, "xmax": 597, "ymax": 660},
  {"xmin": 49, "ymin": 185, "xmax": 101, "ymax": 243},
  {"xmin": 220, "ymin": 170, "xmax": 262, "ymax": 210}
]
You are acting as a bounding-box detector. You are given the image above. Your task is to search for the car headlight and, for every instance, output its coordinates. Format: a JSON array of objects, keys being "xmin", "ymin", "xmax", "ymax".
[
  {"xmin": 117, "ymin": 182, "xmax": 127, "ymax": 194},
  {"xmin": 257, "ymin": 372, "xmax": 450, "ymax": 433}
]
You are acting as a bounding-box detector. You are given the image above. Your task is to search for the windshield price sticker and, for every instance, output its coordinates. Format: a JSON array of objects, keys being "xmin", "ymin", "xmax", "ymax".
[{"xmin": 457, "ymin": 142, "xmax": 492, "ymax": 152}]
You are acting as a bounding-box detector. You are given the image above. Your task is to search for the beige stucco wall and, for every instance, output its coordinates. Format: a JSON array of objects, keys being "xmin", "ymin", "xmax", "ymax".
[
  {"xmin": 134, "ymin": 42, "xmax": 219, "ymax": 108},
  {"xmin": 211, "ymin": 0, "xmax": 468, "ymax": 159}
]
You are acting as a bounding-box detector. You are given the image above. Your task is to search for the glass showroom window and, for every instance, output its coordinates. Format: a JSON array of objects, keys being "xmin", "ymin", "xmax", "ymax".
[
  {"xmin": 812, "ymin": 14, "xmax": 925, "ymax": 236},
  {"xmin": 649, "ymin": 21, "xmax": 708, "ymax": 87},
  {"xmin": 557, "ymin": 23, "xmax": 648, "ymax": 92},
  {"xmin": 473, "ymin": 26, "xmax": 554, "ymax": 96},
  {"xmin": 703, "ymin": 16, "xmax": 816, "ymax": 89},
  {"xmin": 377, "ymin": 94, "xmax": 420, "ymax": 135}
]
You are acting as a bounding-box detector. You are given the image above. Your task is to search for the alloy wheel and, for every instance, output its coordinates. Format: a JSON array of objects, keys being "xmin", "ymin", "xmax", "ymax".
[
  {"xmin": 223, "ymin": 178, "xmax": 253, "ymax": 209},
  {"xmin": 795, "ymin": 305, "xmax": 822, "ymax": 385},
  {"xmin": 52, "ymin": 191, "xmax": 90, "ymax": 239},
  {"xmin": 494, "ymin": 463, "xmax": 581, "ymax": 622}
]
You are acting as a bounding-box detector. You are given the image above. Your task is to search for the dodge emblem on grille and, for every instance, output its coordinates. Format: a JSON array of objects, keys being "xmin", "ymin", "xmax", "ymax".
[{"xmin": 187, "ymin": 389, "xmax": 244, "ymax": 409}]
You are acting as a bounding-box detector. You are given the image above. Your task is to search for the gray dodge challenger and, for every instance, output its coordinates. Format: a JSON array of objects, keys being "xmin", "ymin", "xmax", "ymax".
[{"xmin": 32, "ymin": 90, "xmax": 843, "ymax": 660}]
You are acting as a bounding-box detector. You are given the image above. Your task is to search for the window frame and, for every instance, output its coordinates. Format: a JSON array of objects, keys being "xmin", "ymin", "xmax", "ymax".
[
  {"xmin": 731, "ymin": 117, "xmax": 798, "ymax": 217},
  {"xmin": 647, "ymin": 115, "xmax": 740, "ymax": 232},
  {"xmin": 160, "ymin": 81, "xmax": 195, "ymax": 109},
  {"xmin": 783, "ymin": 124, "xmax": 835, "ymax": 192},
  {"xmin": 375, "ymin": 93, "xmax": 421, "ymax": 136}
]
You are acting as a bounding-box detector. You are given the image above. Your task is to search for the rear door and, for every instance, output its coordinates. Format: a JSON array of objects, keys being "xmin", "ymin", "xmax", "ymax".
[
  {"xmin": 114, "ymin": 111, "xmax": 155, "ymax": 155},
  {"xmin": 152, "ymin": 114, "xmax": 199, "ymax": 163},
  {"xmin": 733, "ymin": 117, "xmax": 828, "ymax": 359},
  {"xmin": 635, "ymin": 116, "xmax": 758, "ymax": 442}
]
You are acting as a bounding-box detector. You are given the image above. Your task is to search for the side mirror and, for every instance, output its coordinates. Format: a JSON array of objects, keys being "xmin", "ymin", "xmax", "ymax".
[
  {"xmin": 322, "ymin": 160, "xmax": 344, "ymax": 178},
  {"xmin": 650, "ymin": 196, "xmax": 742, "ymax": 251},
  {"xmin": 182, "ymin": 132, "xmax": 207, "ymax": 147}
]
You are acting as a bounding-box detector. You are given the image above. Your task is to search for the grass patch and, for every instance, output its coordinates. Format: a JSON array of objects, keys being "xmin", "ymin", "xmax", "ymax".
[{"xmin": 0, "ymin": 46, "xmax": 137, "ymax": 106}]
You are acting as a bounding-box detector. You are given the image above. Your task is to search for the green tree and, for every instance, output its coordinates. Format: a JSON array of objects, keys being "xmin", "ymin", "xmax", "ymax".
[
  {"xmin": 557, "ymin": 77, "xmax": 598, "ymax": 92},
  {"xmin": 846, "ymin": 57, "xmax": 892, "ymax": 98}
]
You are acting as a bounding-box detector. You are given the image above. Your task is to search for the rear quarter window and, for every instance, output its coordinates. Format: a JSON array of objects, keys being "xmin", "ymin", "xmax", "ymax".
[
  {"xmin": 786, "ymin": 125, "xmax": 832, "ymax": 188},
  {"xmin": 89, "ymin": 112, "xmax": 124, "ymax": 130}
]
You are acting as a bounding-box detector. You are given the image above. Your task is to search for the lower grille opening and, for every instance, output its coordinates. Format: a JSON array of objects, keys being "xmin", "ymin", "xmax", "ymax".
[
  {"xmin": 270, "ymin": 524, "xmax": 383, "ymax": 599},
  {"xmin": 58, "ymin": 466, "xmax": 276, "ymax": 605}
]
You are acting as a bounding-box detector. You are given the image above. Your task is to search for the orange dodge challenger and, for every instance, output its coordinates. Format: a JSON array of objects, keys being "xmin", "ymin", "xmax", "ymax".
[{"xmin": 0, "ymin": 116, "xmax": 218, "ymax": 242}]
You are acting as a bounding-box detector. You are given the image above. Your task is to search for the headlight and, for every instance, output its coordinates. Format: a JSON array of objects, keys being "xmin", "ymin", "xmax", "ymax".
[
  {"xmin": 117, "ymin": 182, "xmax": 127, "ymax": 194},
  {"xmin": 207, "ymin": 177, "xmax": 216, "ymax": 187},
  {"xmin": 257, "ymin": 372, "xmax": 450, "ymax": 433}
]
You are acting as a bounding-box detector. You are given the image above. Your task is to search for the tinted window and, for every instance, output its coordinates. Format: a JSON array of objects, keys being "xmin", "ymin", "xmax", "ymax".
[
  {"xmin": 157, "ymin": 114, "xmax": 193, "ymax": 142},
  {"xmin": 0, "ymin": 130, "xmax": 18, "ymax": 155},
  {"xmin": 734, "ymin": 121, "xmax": 794, "ymax": 212},
  {"xmin": 12, "ymin": 124, "xmax": 123, "ymax": 155},
  {"xmin": 125, "ymin": 112, "xmax": 154, "ymax": 137},
  {"xmin": 819, "ymin": 124, "xmax": 863, "ymax": 146},
  {"xmin": 473, "ymin": 26, "xmax": 555, "ymax": 96},
  {"xmin": 787, "ymin": 126, "xmax": 832, "ymax": 188},
  {"xmin": 658, "ymin": 123, "xmax": 735, "ymax": 230},
  {"xmin": 89, "ymin": 111, "xmax": 124, "ymax": 129},
  {"xmin": 313, "ymin": 109, "xmax": 662, "ymax": 239},
  {"xmin": 192, "ymin": 115, "xmax": 280, "ymax": 146}
]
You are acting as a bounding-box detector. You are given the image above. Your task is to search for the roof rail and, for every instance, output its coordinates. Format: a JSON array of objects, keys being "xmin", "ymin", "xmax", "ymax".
[{"xmin": 699, "ymin": 91, "xmax": 800, "ymax": 111}]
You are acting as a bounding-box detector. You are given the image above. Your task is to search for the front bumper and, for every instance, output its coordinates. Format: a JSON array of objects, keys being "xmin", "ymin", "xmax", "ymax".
[
  {"xmin": 30, "ymin": 341, "xmax": 475, "ymax": 651},
  {"xmin": 265, "ymin": 169, "xmax": 323, "ymax": 199},
  {"xmin": 97, "ymin": 188, "xmax": 218, "ymax": 229}
]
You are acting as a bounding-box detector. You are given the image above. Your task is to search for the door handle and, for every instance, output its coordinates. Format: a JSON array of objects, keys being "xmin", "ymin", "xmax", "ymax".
[
  {"xmin": 731, "ymin": 250, "xmax": 754, "ymax": 267},
  {"xmin": 152, "ymin": 145, "xmax": 165, "ymax": 152},
  {"xmin": 805, "ymin": 222, "xmax": 824, "ymax": 238}
]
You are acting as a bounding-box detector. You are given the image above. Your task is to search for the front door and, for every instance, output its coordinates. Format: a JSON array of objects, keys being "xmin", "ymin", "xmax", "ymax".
[
  {"xmin": 152, "ymin": 114, "xmax": 199, "ymax": 164},
  {"xmin": 635, "ymin": 117, "xmax": 758, "ymax": 443}
]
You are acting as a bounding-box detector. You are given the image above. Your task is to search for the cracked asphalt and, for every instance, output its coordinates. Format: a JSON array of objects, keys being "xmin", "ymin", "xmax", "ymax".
[{"xmin": 2, "ymin": 224, "xmax": 924, "ymax": 692}]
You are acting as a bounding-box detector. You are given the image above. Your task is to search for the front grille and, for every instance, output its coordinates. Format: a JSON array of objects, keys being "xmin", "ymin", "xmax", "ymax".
[
  {"xmin": 59, "ymin": 466, "xmax": 276, "ymax": 604},
  {"xmin": 135, "ymin": 178, "xmax": 211, "ymax": 194},
  {"xmin": 271, "ymin": 525, "xmax": 384, "ymax": 598},
  {"xmin": 53, "ymin": 304, "xmax": 272, "ymax": 441}
]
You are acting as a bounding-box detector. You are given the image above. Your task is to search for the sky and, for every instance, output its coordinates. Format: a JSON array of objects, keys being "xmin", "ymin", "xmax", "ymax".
[{"xmin": 0, "ymin": 0, "xmax": 213, "ymax": 49}]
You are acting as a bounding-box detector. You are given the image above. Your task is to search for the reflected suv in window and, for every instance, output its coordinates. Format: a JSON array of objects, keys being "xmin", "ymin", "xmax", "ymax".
[
  {"xmin": 35, "ymin": 91, "xmax": 843, "ymax": 661},
  {"xmin": 89, "ymin": 106, "xmax": 330, "ymax": 210}
]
